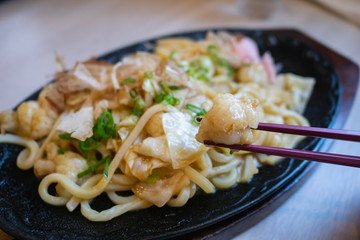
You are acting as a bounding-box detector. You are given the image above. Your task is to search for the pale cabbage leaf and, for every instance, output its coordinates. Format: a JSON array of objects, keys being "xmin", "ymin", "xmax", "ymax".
[
  {"xmin": 57, "ymin": 106, "xmax": 94, "ymax": 141},
  {"xmin": 162, "ymin": 110, "xmax": 207, "ymax": 169}
]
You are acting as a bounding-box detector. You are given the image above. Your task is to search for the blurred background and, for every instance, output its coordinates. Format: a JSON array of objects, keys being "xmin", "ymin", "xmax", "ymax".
[{"xmin": 0, "ymin": 0, "xmax": 360, "ymax": 239}]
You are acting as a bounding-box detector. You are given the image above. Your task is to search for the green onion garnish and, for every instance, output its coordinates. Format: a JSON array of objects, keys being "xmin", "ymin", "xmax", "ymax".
[
  {"xmin": 58, "ymin": 133, "xmax": 76, "ymax": 141},
  {"xmin": 169, "ymin": 50, "xmax": 178, "ymax": 60},
  {"xmin": 78, "ymin": 137, "xmax": 101, "ymax": 152},
  {"xmin": 145, "ymin": 71, "xmax": 153, "ymax": 79},
  {"xmin": 58, "ymin": 110, "xmax": 118, "ymax": 161},
  {"xmin": 186, "ymin": 60, "xmax": 210, "ymax": 83},
  {"xmin": 121, "ymin": 78, "xmax": 136, "ymax": 86},
  {"xmin": 129, "ymin": 89, "xmax": 138, "ymax": 99},
  {"xmin": 186, "ymin": 104, "xmax": 207, "ymax": 126},
  {"xmin": 79, "ymin": 110, "xmax": 116, "ymax": 151},
  {"xmin": 159, "ymin": 82, "xmax": 170, "ymax": 94},
  {"xmin": 186, "ymin": 104, "xmax": 206, "ymax": 114},
  {"xmin": 93, "ymin": 110, "xmax": 116, "ymax": 140},
  {"xmin": 57, "ymin": 148, "xmax": 68, "ymax": 154},
  {"xmin": 168, "ymin": 85, "xmax": 181, "ymax": 90},
  {"xmin": 132, "ymin": 97, "xmax": 145, "ymax": 116},
  {"xmin": 162, "ymin": 94, "xmax": 180, "ymax": 106},
  {"xmin": 154, "ymin": 82, "xmax": 180, "ymax": 106},
  {"xmin": 146, "ymin": 168, "xmax": 165, "ymax": 184},
  {"xmin": 207, "ymin": 44, "xmax": 234, "ymax": 76},
  {"xmin": 103, "ymin": 156, "xmax": 111, "ymax": 178},
  {"xmin": 84, "ymin": 153, "xmax": 97, "ymax": 167},
  {"xmin": 154, "ymin": 92, "xmax": 166, "ymax": 103},
  {"xmin": 77, "ymin": 156, "xmax": 110, "ymax": 178},
  {"xmin": 207, "ymin": 44, "xmax": 218, "ymax": 52}
]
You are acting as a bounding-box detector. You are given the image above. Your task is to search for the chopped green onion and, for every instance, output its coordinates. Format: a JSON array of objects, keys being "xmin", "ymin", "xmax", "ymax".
[
  {"xmin": 77, "ymin": 157, "xmax": 108, "ymax": 178},
  {"xmin": 186, "ymin": 104, "xmax": 206, "ymax": 115},
  {"xmin": 168, "ymin": 85, "xmax": 181, "ymax": 90},
  {"xmin": 155, "ymin": 92, "xmax": 179, "ymax": 106},
  {"xmin": 207, "ymin": 44, "xmax": 234, "ymax": 76},
  {"xmin": 154, "ymin": 92, "xmax": 166, "ymax": 103},
  {"xmin": 146, "ymin": 168, "xmax": 165, "ymax": 184},
  {"xmin": 58, "ymin": 133, "xmax": 76, "ymax": 141},
  {"xmin": 79, "ymin": 137, "xmax": 101, "ymax": 152},
  {"xmin": 57, "ymin": 148, "xmax": 68, "ymax": 154},
  {"xmin": 93, "ymin": 110, "xmax": 116, "ymax": 140},
  {"xmin": 84, "ymin": 153, "xmax": 97, "ymax": 166},
  {"xmin": 132, "ymin": 97, "xmax": 145, "ymax": 116},
  {"xmin": 207, "ymin": 44, "xmax": 218, "ymax": 52},
  {"xmin": 179, "ymin": 64, "xmax": 189, "ymax": 72},
  {"xmin": 186, "ymin": 104, "xmax": 207, "ymax": 126},
  {"xmin": 196, "ymin": 73, "xmax": 209, "ymax": 83},
  {"xmin": 186, "ymin": 60, "xmax": 210, "ymax": 83},
  {"xmin": 121, "ymin": 78, "xmax": 136, "ymax": 86},
  {"xmin": 103, "ymin": 156, "xmax": 111, "ymax": 178},
  {"xmin": 145, "ymin": 71, "xmax": 153, "ymax": 79},
  {"xmin": 169, "ymin": 50, "xmax": 178, "ymax": 60},
  {"xmin": 159, "ymin": 82, "xmax": 170, "ymax": 94},
  {"xmin": 60, "ymin": 110, "xmax": 117, "ymax": 161},
  {"xmin": 154, "ymin": 82, "xmax": 180, "ymax": 106},
  {"xmin": 192, "ymin": 117, "xmax": 201, "ymax": 126},
  {"xmin": 162, "ymin": 94, "xmax": 179, "ymax": 106},
  {"xmin": 129, "ymin": 88, "xmax": 138, "ymax": 99}
]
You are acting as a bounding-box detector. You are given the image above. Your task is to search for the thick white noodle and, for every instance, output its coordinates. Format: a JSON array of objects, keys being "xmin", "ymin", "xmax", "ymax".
[
  {"xmin": 189, "ymin": 183, "xmax": 197, "ymax": 198},
  {"xmin": 66, "ymin": 174, "xmax": 103, "ymax": 212},
  {"xmin": 80, "ymin": 198, "xmax": 151, "ymax": 222},
  {"xmin": 107, "ymin": 192, "xmax": 137, "ymax": 204},
  {"xmin": 167, "ymin": 185, "xmax": 190, "ymax": 207},
  {"xmin": 207, "ymin": 158, "xmax": 241, "ymax": 178},
  {"xmin": 197, "ymin": 152, "xmax": 212, "ymax": 177},
  {"xmin": 184, "ymin": 166, "xmax": 215, "ymax": 194},
  {"xmin": 105, "ymin": 184, "xmax": 132, "ymax": 191},
  {"xmin": 207, "ymin": 148, "xmax": 233, "ymax": 163},
  {"xmin": 0, "ymin": 134, "xmax": 39, "ymax": 170},
  {"xmin": 212, "ymin": 168, "xmax": 238, "ymax": 189},
  {"xmin": 111, "ymin": 174, "xmax": 138, "ymax": 185}
]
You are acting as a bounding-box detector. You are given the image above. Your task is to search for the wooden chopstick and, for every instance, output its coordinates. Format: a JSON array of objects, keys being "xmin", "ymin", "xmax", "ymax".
[
  {"xmin": 255, "ymin": 123, "xmax": 360, "ymax": 142},
  {"xmin": 204, "ymin": 141, "xmax": 360, "ymax": 168}
]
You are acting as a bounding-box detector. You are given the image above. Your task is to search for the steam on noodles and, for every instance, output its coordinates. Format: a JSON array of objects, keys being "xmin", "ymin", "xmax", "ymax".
[{"xmin": 0, "ymin": 31, "xmax": 315, "ymax": 221}]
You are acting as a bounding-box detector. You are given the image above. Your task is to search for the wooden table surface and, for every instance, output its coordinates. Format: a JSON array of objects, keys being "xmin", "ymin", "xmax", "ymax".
[{"xmin": 1, "ymin": 0, "xmax": 360, "ymax": 239}]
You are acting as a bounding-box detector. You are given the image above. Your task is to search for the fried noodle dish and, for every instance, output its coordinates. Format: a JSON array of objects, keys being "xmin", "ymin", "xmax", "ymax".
[{"xmin": 0, "ymin": 32, "xmax": 315, "ymax": 221}]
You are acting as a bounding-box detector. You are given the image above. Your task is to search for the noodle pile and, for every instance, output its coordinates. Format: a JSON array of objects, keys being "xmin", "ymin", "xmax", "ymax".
[{"xmin": 0, "ymin": 31, "xmax": 315, "ymax": 221}]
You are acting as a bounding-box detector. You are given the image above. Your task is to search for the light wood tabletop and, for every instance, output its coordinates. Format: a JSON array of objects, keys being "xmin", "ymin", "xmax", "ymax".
[{"xmin": 0, "ymin": 0, "xmax": 360, "ymax": 239}]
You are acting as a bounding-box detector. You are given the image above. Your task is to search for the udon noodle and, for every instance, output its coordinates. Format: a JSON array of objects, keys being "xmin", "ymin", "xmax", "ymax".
[{"xmin": 0, "ymin": 32, "xmax": 315, "ymax": 221}]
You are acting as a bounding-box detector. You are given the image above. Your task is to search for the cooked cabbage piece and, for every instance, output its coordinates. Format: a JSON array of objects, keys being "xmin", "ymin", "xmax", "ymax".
[
  {"xmin": 162, "ymin": 109, "xmax": 208, "ymax": 169},
  {"xmin": 56, "ymin": 106, "xmax": 94, "ymax": 141}
]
